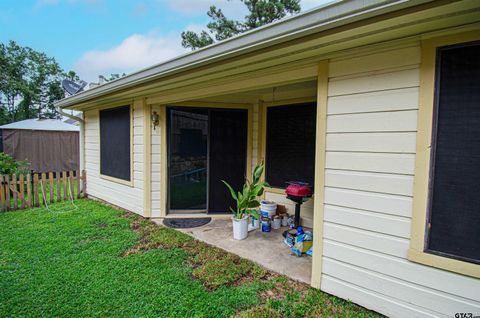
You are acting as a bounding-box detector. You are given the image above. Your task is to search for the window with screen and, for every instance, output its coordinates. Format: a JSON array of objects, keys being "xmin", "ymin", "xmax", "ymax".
[
  {"xmin": 100, "ymin": 105, "xmax": 131, "ymax": 182},
  {"xmin": 265, "ymin": 103, "xmax": 316, "ymax": 188},
  {"xmin": 426, "ymin": 41, "xmax": 480, "ymax": 264}
]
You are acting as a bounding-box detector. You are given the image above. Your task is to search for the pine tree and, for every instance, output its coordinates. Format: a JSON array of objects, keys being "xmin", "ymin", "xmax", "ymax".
[{"xmin": 181, "ymin": 0, "xmax": 301, "ymax": 50}]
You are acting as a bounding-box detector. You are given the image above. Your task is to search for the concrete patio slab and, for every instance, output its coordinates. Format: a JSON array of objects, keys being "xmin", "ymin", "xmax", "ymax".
[{"xmin": 153, "ymin": 218, "xmax": 312, "ymax": 284}]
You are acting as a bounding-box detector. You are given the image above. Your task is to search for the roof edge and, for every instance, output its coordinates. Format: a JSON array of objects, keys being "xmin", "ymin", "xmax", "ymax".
[{"xmin": 56, "ymin": 0, "xmax": 434, "ymax": 108}]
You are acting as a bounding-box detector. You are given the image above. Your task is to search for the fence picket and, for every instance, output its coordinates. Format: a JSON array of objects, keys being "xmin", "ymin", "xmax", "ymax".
[
  {"xmin": 26, "ymin": 174, "xmax": 32, "ymax": 208},
  {"xmin": 0, "ymin": 176, "xmax": 5, "ymax": 211},
  {"xmin": 76, "ymin": 170, "xmax": 81, "ymax": 199},
  {"xmin": 49, "ymin": 172, "xmax": 54, "ymax": 203},
  {"xmin": 5, "ymin": 175, "xmax": 10, "ymax": 211},
  {"xmin": 56, "ymin": 172, "xmax": 61, "ymax": 202},
  {"xmin": 69, "ymin": 171, "xmax": 74, "ymax": 200},
  {"xmin": 33, "ymin": 174, "xmax": 39, "ymax": 207},
  {"xmin": 41, "ymin": 173, "xmax": 47, "ymax": 206},
  {"xmin": 19, "ymin": 174, "xmax": 25, "ymax": 209},
  {"xmin": 62, "ymin": 171, "xmax": 67, "ymax": 201},
  {"xmin": 12, "ymin": 174, "xmax": 18, "ymax": 210}
]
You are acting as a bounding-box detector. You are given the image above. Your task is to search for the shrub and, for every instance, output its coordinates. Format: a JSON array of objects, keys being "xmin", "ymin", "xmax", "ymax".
[{"xmin": 0, "ymin": 152, "xmax": 30, "ymax": 175}]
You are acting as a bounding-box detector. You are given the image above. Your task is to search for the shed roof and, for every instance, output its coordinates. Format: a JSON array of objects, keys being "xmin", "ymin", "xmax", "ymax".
[{"xmin": 0, "ymin": 119, "xmax": 80, "ymax": 131}]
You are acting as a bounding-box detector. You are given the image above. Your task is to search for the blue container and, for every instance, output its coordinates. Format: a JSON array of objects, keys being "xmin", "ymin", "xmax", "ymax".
[{"xmin": 261, "ymin": 218, "xmax": 271, "ymax": 232}]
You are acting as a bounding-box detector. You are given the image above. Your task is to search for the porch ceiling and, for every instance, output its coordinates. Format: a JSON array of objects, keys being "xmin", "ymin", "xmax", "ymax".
[{"xmin": 171, "ymin": 80, "xmax": 318, "ymax": 105}]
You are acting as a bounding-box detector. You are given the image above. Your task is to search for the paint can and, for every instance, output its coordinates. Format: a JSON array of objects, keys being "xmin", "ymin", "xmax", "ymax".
[
  {"xmin": 261, "ymin": 217, "xmax": 271, "ymax": 232},
  {"xmin": 260, "ymin": 200, "xmax": 277, "ymax": 218},
  {"xmin": 272, "ymin": 216, "xmax": 282, "ymax": 229}
]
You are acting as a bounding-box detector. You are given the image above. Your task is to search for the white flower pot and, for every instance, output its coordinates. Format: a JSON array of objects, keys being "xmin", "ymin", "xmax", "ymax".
[{"xmin": 232, "ymin": 216, "xmax": 249, "ymax": 240}]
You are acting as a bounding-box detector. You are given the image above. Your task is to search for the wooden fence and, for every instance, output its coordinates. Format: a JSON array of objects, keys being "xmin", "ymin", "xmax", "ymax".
[{"xmin": 0, "ymin": 170, "xmax": 86, "ymax": 212}]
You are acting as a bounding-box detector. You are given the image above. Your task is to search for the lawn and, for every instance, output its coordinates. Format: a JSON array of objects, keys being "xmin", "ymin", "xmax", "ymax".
[{"xmin": 0, "ymin": 199, "xmax": 381, "ymax": 318}]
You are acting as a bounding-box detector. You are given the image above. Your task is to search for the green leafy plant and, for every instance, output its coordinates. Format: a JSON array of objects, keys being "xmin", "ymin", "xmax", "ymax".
[
  {"xmin": 0, "ymin": 152, "xmax": 30, "ymax": 175},
  {"xmin": 222, "ymin": 161, "xmax": 269, "ymax": 220}
]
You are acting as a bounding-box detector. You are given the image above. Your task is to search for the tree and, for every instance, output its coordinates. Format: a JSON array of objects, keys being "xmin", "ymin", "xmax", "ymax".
[
  {"xmin": 107, "ymin": 73, "xmax": 126, "ymax": 81},
  {"xmin": 0, "ymin": 41, "xmax": 71, "ymax": 124},
  {"xmin": 181, "ymin": 0, "xmax": 301, "ymax": 50}
]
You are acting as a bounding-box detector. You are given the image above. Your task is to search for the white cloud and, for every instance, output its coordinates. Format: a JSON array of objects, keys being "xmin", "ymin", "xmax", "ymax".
[
  {"xmin": 300, "ymin": 0, "xmax": 336, "ymax": 11},
  {"xmin": 164, "ymin": 0, "xmax": 248, "ymax": 19},
  {"xmin": 74, "ymin": 31, "xmax": 187, "ymax": 82},
  {"xmin": 183, "ymin": 23, "xmax": 208, "ymax": 33},
  {"xmin": 164, "ymin": 0, "xmax": 335, "ymax": 16}
]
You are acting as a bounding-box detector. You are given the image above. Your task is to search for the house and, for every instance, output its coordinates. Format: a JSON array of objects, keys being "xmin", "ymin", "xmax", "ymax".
[
  {"xmin": 55, "ymin": 0, "xmax": 480, "ymax": 317},
  {"xmin": 0, "ymin": 118, "xmax": 80, "ymax": 173}
]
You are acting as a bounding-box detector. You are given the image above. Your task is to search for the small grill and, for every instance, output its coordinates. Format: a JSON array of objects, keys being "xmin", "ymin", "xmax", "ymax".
[{"xmin": 285, "ymin": 181, "xmax": 312, "ymax": 228}]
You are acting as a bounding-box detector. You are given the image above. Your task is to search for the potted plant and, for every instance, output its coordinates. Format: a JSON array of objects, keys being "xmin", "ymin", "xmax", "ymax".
[{"xmin": 222, "ymin": 162, "xmax": 268, "ymax": 240}]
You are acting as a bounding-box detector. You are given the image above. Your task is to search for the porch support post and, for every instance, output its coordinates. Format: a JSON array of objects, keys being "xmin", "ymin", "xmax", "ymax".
[
  {"xmin": 311, "ymin": 60, "xmax": 329, "ymax": 288},
  {"xmin": 159, "ymin": 105, "xmax": 168, "ymax": 217},
  {"xmin": 142, "ymin": 98, "xmax": 152, "ymax": 218}
]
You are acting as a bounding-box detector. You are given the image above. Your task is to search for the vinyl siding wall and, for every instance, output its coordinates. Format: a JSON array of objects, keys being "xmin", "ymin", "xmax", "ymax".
[
  {"xmin": 84, "ymin": 104, "xmax": 145, "ymax": 215},
  {"xmin": 319, "ymin": 45, "xmax": 480, "ymax": 317},
  {"xmin": 150, "ymin": 104, "xmax": 162, "ymax": 217}
]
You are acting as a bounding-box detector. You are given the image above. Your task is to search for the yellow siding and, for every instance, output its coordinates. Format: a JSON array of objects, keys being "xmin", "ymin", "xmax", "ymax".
[
  {"xmin": 319, "ymin": 45, "xmax": 480, "ymax": 317},
  {"xmin": 84, "ymin": 104, "xmax": 145, "ymax": 215}
]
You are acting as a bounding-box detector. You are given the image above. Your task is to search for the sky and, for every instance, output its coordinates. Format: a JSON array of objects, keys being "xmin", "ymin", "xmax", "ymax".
[{"xmin": 0, "ymin": 0, "xmax": 331, "ymax": 83}]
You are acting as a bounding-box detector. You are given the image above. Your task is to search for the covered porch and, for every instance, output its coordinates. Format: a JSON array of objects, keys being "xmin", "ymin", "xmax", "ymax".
[{"xmin": 150, "ymin": 73, "xmax": 324, "ymax": 285}]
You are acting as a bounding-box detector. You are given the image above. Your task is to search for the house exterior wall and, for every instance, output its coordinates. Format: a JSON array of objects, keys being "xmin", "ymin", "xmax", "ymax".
[
  {"xmin": 318, "ymin": 44, "xmax": 480, "ymax": 317},
  {"xmin": 150, "ymin": 104, "xmax": 163, "ymax": 217},
  {"xmin": 84, "ymin": 103, "xmax": 145, "ymax": 215}
]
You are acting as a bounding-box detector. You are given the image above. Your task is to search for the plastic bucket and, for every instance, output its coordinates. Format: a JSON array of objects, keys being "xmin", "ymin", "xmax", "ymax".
[
  {"xmin": 232, "ymin": 216, "xmax": 249, "ymax": 240},
  {"xmin": 260, "ymin": 200, "xmax": 277, "ymax": 218}
]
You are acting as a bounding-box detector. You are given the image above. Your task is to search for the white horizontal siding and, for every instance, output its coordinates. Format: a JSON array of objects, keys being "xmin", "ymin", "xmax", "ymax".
[
  {"xmin": 326, "ymin": 152, "xmax": 415, "ymax": 174},
  {"xmin": 84, "ymin": 105, "xmax": 144, "ymax": 216},
  {"xmin": 326, "ymin": 110, "xmax": 418, "ymax": 133},
  {"xmin": 326, "ymin": 132, "xmax": 417, "ymax": 153},
  {"xmin": 318, "ymin": 45, "xmax": 480, "ymax": 318}
]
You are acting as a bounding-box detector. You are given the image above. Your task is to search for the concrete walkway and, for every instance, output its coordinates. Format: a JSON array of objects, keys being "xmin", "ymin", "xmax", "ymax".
[{"xmin": 153, "ymin": 218, "xmax": 312, "ymax": 284}]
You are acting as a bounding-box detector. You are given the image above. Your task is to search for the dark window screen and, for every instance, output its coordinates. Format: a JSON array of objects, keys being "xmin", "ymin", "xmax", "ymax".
[
  {"xmin": 266, "ymin": 103, "xmax": 316, "ymax": 188},
  {"xmin": 208, "ymin": 109, "xmax": 248, "ymax": 213},
  {"xmin": 427, "ymin": 42, "xmax": 480, "ymax": 263},
  {"xmin": 100, "ymin": 105, "xmax": 131, "ymax": 181}
]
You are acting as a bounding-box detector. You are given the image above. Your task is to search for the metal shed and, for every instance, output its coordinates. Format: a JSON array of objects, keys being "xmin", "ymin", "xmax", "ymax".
[{"xmin": 0, "ymin": 119, "xmax": 80, "ymax": 173}]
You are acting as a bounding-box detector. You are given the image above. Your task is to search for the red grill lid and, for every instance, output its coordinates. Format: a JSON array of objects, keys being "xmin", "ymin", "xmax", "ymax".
[{"xmin": 285, "ymin": 182, "xmax": 312, "ymax": 197}]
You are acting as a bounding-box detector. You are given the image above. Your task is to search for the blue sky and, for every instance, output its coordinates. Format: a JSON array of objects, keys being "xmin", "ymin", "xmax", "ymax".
[{"xmin": 0, "ymin": 0, "xmax": 327, "ymax": 82}]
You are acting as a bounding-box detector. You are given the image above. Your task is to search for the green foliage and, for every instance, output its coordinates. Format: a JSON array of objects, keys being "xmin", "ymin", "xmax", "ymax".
[
  {"xmin": 181, "ymin": 0, "xmax": 301, "ymax": 50},
  {"xmin": 0, "ymin": 152, "xmax": 30, "ymax": 174},
  {"xmin": 0, "ymin": 40, "xmax": 79, "ymax": 125},
  {"xmin": 222, "ymin": 161, "xmax": 269, "ymax": 220}
]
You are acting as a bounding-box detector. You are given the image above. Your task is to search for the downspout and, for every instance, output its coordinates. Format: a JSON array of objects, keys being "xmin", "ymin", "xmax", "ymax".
[{"xmin": 56, "ymin": 106, "xmax": 85, "ymax": 172}]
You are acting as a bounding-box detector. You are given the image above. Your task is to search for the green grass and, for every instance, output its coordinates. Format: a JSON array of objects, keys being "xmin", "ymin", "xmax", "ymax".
[{"xmin": 0, "ymin": 199, "xmax": 382, "ymax": 318}]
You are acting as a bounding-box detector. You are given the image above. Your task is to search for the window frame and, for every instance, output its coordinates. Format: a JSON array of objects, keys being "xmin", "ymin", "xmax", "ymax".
[
  {"xmin": 98, "ymin": 103, "xmax": 134, "ymax": 187},
  {"xmin": 260, "ymin": 98, "xmax": 317, "ymax": 194},
  {"xmin": 408, "ymin": 31, "xmax": 480, "ymax": 278}
]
